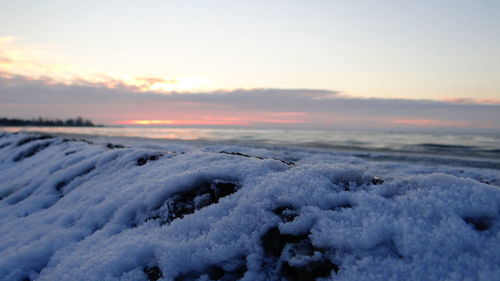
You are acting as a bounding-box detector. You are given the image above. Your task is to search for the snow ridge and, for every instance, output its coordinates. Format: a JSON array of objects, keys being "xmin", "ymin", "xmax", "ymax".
[{"xmin": 0, "ymin": 132, "xmax": 499, "ymax": 281}]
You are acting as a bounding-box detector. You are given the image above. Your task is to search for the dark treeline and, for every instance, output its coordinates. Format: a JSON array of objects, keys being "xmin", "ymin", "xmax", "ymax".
[{"xmin": 0, "ymin": 117, "xmax": 99, "ymax": 127}]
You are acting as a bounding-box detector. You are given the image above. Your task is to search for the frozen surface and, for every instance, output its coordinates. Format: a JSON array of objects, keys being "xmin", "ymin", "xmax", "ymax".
[{"xmin": 0, "ymin": 132, "xmax": 499, "ymax": 281}]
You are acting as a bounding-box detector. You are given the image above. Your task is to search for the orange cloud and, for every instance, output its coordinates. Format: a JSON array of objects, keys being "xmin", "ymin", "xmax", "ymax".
[{"xmin": 391, "ymin": 119, "xmax": 470, "ymax": 127}]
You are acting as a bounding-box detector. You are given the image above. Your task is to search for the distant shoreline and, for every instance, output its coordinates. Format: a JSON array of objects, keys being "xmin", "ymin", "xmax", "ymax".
[{"xmin": 0, "ymin": 117, "xmax": 102, "ymax": 127}]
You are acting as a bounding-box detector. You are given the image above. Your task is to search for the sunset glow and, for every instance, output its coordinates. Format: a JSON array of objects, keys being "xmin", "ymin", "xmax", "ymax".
[
  {"xmin": 0, "ymin": 37, "xmax": 212, "ymax": 93},
  {"xmin": 119, "ymin": 117, "xmax": 307, "ymax": 126},
  {"xmin": 391, "ymin": 119, "xmax": 471, "ymax": 128},
  {"xmin": 121, "ymin": 120, "xmax": 248, "ymax": 126},
  {"xmin": 1, "ymin": 1, "xmax": 500, "ymax": 132},
  {"xmin": 127, "ymin": 120, "xmax": 176, "ymax": 125}
]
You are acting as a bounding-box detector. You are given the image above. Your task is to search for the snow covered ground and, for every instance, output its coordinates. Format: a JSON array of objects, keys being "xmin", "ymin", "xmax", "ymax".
[{"xmin": 0, "ymin": 132, "xmax": 499, "ymax": 281}]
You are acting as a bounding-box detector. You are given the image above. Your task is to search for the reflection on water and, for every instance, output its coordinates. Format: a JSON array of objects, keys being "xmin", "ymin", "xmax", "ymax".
[{"xmin": 2, "ymin": 126, "xmax": 499, "ymax": 158}]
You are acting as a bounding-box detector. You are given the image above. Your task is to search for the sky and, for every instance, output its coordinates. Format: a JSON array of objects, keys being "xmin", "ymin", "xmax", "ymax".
[{"xmin": 0, "ymin": 0, "xmax": 499, "ymax": 131}]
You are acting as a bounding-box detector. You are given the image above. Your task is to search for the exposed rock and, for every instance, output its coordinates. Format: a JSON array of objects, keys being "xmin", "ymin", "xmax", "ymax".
[
  {"xmin": 55, "ymin": 166, "xmax": 96, "ymax": 192},
  {"xmin": 16, "ymin": 134, "xmax": 54, "ymax": 146},
  {"xmin": 220, "ymin": 151, "xmax": 295, "ymax": 166},
  {"xmin": 105, "ymin": 143, "xmax": 125, "ymax": 149},
  {"xmin": 371, "ymin": 176, "xmax": 385, "ymax": 185},
  {"xmin": 261, "ymin": 227, "xmax": 308, "ymax": 258},
  {"xmin": 0, "ymin": 142, "xmax": 11, "ymax": 149},
  {"xmin": 281, "ymin": 259, "xmax": 338, "ymax": 281},
  {"xmin": 141, "ymin": 179, "xmax": 240, "ymax": 225},
  {"xmin": 143, "ymin": 266, "xmax": 163, "ymax": 281},
  {"xmin": 478, "ymin": 178, "xmax": 490, "ymax": 185},
  {"xmin": 137, "ymin": 154, "xmax": 163, "ymax": 166},
  {"xmin": 272, "ymin": 158, "xmax": 296, "ymax": 166},
  {"xmin": 464, "ymin": 216, "xmax": 492, "ymax": 231},
  {"xmin": 331, "ymin": 201, "xmax": 353, "ymax": 210},
  {"xmin": 165, "ymin": 180, "xmax": 239, "ymax": 223},
  {"xmin": 261, "ymin": 226, "xmax": 338, "ymax": 280},
  {"xmin": 220, "ymin": 151, "xmax": 252, "ymax": 158},
  {"xmin": 273, "ymin": 206, "xmax": 299, "ymax": 223},
  {"xmin": 13, "ymin": 142, "xmax": 52, "ymax": 162},
  {"xmin": 175, "ymin": 258, "xmax": 247, "ymax": 281}
]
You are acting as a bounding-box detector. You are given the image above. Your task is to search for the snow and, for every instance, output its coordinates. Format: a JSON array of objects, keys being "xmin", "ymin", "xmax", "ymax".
[{"xmin": 0, "ymin": 132, "xmax": 499, "ymax": 281}]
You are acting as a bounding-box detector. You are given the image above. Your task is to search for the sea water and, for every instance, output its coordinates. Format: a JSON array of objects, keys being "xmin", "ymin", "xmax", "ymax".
[{"xmin": 1, "ymin": 126, "xmax": 499, "ymax": 159}]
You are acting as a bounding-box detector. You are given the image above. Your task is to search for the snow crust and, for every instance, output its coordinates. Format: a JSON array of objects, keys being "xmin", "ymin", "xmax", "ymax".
[{"xmin": 0, "ymin": 132, "xmax": 499, "ymax": 281}]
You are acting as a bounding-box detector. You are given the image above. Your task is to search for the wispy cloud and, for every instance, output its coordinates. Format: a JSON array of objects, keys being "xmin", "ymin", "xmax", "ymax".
[
  {"xmin": 1, "ymin": 73, "xmax": 498, "ymax": 131},
  {"xmin": 441, "ymin": 97, "xmax": 500, "ymax": 105},
  {"xmin": 0, "ymin": 36, "xmax": 207, "ymax": 93}
]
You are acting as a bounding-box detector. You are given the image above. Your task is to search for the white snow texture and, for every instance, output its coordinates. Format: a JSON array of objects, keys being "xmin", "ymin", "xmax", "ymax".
[{"xmin": 0, "ymin": 132, "xmax": 499, "ymax": 281}]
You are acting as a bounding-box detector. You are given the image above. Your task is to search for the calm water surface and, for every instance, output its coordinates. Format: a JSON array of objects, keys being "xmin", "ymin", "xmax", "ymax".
[{"xmin": 2, "ymin": 126, "xmax": 499, "ymax": 158}]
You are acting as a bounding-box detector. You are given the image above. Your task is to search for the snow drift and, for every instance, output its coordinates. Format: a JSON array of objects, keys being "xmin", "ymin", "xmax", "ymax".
[{"xmin": 0, "ymin": 132, "xmax": 499, "ymax": 281}]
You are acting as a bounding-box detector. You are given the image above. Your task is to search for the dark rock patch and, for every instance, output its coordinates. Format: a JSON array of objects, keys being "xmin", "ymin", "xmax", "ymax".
[
  {"xmin": 13, "ymin": 142, "xmax": 52, "ymax": 162},
  {"xmin": 55, "ymin": 166, "xmax": 96, "ymax": 192},
  {"xmin": 331, "ymin": 178, "xmax": 366, "ymax": 191},
  {"xmin": 331, "ymin": 201, "xmax": 353, "ymax": 211},
  {"xmin": 0, "ymin": 142, "xmax": 11, "ymax": 149},
  {"xmin": 137, "ymin": 154, "xmax": 163, "ymax": 166},
  {"xmin": 220, "ymin": 151, "xmax": 252, "ymax": 158},
  {"xmin": 464, "ymin": 216, "xmax": 492, "ymax": 231},
  {"xmin": 165, "ymin": 179, "xmax": 238, "ymax": 223},
  {"xmin": 81, "ymin": 139, "xmax": 94, "ymax": 145},
  {"xmin": 261, "ymin": 227, "xmax": 308, "ymax": 258},
  {"xmin": 16, "ymin": 134, "xmax": 54, "ymax": 146},
  {"xmin": 4, "ymin": 188, "xmax": 33, "ymax": 205},
  {"xmin": 175, "ymin": 258, "xmax": 247, "ymax": 281},
  {"xmin": 142, "ymin": 179, "xmax": 240, "ymax": 225},
  {"xmin": 106, "ymin": 143, "xmax": 125, "ymax": 149},
  {"xmin": 220, "ymin": 151, "xmax": 295, "ymax": 166},
  {"xmin": 477, "ymin": 178, "xmax": 490, "ymax": 185},
  {"xmin": 386, "ymin": 239, "xmax": 404, "ymax": 259},
  {"xmin": 61, "ymin": 138, "xmax": 93, "ymax": 146},
  {"xmin": 62, "ymin": 138, "xmax": 94, "ymax": 145},
  {"xmin": 143, "ymin": 266, "xmax": 163, "ymax": 281},
  {"xmin": 371, "ymin": 176, "xmax": 385, "ymax": 185},
  {"xmin": 143, "ymin": 215, "xmax": 161, "ymax": 224},
  {"xmin": 211, "ymin": 180, "xmax": 238, "ymax": 199},
  {"xmin": 273, "ymin": 206, "xmax": 298, "ymax": 223},
  {"xmin": 272, "ymin": 158, "xmax": 296, "ymax": 166},
  {"xmin": 207, "ymin": 265, "xmax": 225, "ymax": 280},
  {"xmin": 260, "ymin": 226, "xmax": 338, "ymax": 280},
  {"xmin": 281, "ymin": 259, "xmax": 338, "ymax": 281},
  {"xmin": 338, "ymin": 181, "xmax": 352, "ymax": 191},
  {"xmin": 64, "ymin": 150, "xmax": 77, "ymax": 156},
  {"xmin": 55, "ymin": 181, "xmax": 68, "ymax": 192},
  {"xmin": 262, "ymin": 227, "xmax": 287, "ymax": 257},
  {"xmin": 207, "ymin": 263, "xmax": 246, "ymax": 281}
]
